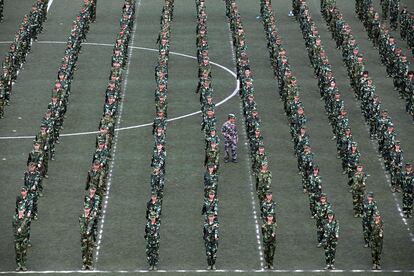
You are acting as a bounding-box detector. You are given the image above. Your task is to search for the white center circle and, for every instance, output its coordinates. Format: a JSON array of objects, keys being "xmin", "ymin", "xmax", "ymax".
[{"xmin": 0, "ymin": 41, "xmax": 239, "ymax": 139}]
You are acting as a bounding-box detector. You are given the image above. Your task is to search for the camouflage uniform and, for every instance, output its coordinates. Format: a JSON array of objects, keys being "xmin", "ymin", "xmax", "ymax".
[
  {"xmin": 362, "ymin": 193, "xmax": 378, "ymax": 246},
  {"xmin": 79, "ymin": 209, "xmax": 95, "ymax": 270},
  {"xmin": 203, "ymin": 214, "xmax": 219, "ymax": 270},
  {"xmin": 370, "ymin": 215, "xmax": 384, "ymax": 270},
  {"xmin": 401, "ymin": 164, "xmax": 414, "ymax": 218},
  {"xmin": 323, "ymin": 212, "xmax": 339, "ymax": 270},
  {"xmin": 315, "ymin": 195, "xmax": 332, "ymax": 246},
  {"xmin": 389, "ymin": 0, "xmax": 400, "ymax": 30},
  {"xmin": 262, "ymin": 217, "xmax": 277, "ymax": 269},
  {"xmin": 145, "ymin": 216, "xmax": 160, "ymax": 270},
  {"xmin": 221, "ymin": 116, "xmax": 238, "ymax": 162},
  {"xmin": 350, "ymin": 169, "xmax": 367, "ymax": 217},
  {"xmin": 380, "ymin": 0, "xmax": 389, "ymax": 19},
  {"xmin": 12, "ymin": 211, "xmax": 30, "ymax": 271}
]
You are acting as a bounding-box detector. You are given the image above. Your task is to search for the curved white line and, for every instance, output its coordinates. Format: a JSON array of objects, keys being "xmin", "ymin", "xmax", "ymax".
[{"xmin": 0, "ymin": 41, "xmax": 239, "ymax": 140}]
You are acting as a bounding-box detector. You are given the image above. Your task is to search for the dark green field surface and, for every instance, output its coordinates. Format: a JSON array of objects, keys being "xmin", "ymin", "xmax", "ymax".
[{"xmin": 0, "ymin": 0, "xmax": 413, "ymax": 275}]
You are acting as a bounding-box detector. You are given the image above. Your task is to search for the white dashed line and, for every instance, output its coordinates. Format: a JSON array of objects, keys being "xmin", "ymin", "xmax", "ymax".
[{"xmin": 93, "ymin": 0, "xmax": 142, "ymax": 268}]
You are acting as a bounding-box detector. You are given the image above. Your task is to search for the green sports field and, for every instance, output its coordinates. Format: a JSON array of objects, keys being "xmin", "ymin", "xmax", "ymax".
[{"xmin": 0, "ymin": 0, "xmax": 413, "ymax": 274}]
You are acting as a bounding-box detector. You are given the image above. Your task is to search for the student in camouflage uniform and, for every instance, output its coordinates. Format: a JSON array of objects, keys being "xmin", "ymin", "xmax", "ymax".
[
  {"xmin": 145, "ymin": 212, "xmax": 160, "ymax": 271},
  {"xmin": 389, "ymin": 141, "xmax": 403, "ymax": 192},
  {"xmin": 401, "ymin": 163, "xmax": 413, "ymax": 218},
  {"xmin": 389, "ymin": 0, "xmax": 400, "ymax": 30},
  {"xmin": 362, "ymin": 192, "xmax": 378, "ymax": 247},
  {"xmin": 308, "ymin": 166, "xmax": 322, "ymax": 218},
  {"xmin": 79, "ymin": 205, "xmax": 95, "ymax": 270},
  {"xmin": 13, "ymin": 205, "xmax": 30, "ymax": 271},
  {"xmin": 260, "ymin": 191, "xmax": 276, "ymax": 222},
  {"xmin": 262, "ymin": 214, "xmax": 277, "ymax": 270},
  {"xmin": 370, "ymin": 213, "xmax": 384, "ymax": 270},
  {"xmin": 202, "ymin": 190, "xmax": 218, "ymax": 219},
  {"xmin": 203, "ymin": 212, "xmax": 219, "ymax": 270},
  {"xmin": 221, "ymin": 114, "xmax": 238, "ymax": 163},
  {"xmin": 256, "ymin": 161, "xmax": 272, "ymax": 200},
  {"xmin": 323, "ymin": 210, "xmax": 339, "ymax": 270},
  {"xmin": 27, "ymin": 140, "xmax": 47, "ymax": 179},
  {"xmin": 380, "ymin": 0, "xmax": 389, "ymax": 20},
  {"xmin": 315, "ymin": 193, "xmax": 332, "ymax": 247},
  {"xmin": 350, "ymin": 165, "xmax": 367, "ymax": 217},
  {"xmin": 146, "ymin": 191, "xmax": 161, "ymax": 220},
  {"xmin": 408, "ymin": 15, "xmax": 414, "ymax": 56},
  {"xmin": 400, "ymin": 6, "xmax": 409, "ymax": 41},
  {"xmin": 24, "ymin": 163, "xmax": 42, "ymax": 220}
]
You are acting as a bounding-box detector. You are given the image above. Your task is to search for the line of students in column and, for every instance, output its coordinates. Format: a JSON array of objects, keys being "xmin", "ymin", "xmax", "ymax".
[
  {"xmin": 144, "ymin": 0, "xmax": 174, "ymax": 271},
  {"xmin": 194, "ymin": 0, "xmax": 221, "ymax": 270},
  {"xmin": 79, "ymin": 0, "xmax": 134, "ymax": 271},
  {"xmin": 297, "ymin": 0, "xmax": 385, "ymax": 269},
  {"xmin": 0, "ymin": 0, "xmax": 48, "ymax": 118},
  {"xmin": 12, "ymin": 0, "xmax": 98, "ymax": 272},
  {"xmin": 226, "ymin": 0, "xmax": 277, "ymax": 270},
  {"xmin": 317, "ymin": 0, "xmax": 413, "ymax": 219},
  {"xmin": 350, "ymin": 0, "xmax": 414, "ymax": 122}
]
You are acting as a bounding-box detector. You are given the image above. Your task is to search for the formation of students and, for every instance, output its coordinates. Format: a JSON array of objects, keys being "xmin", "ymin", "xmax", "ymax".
[
  {"xmin": 354, "ymin": 0, "xmax": 414, "ymax": 122},
  {"xmin": 318, "ymin": 0, "xmax": 413, "ymax": 220},
  {"xmin": 79, "ymin": 0, "xmax": 135, "ymax": 270},
  {"xmin": 144, "ymin": 0, "xmax": 174, "ymax": 271},
  {"xmin": 298, "ymin": 0, "xmax": 384, "ymax": 269},
  {"xmin": 12, "ymin": 0, "xmax": 98, "ymax": 272},
  {"xmin": 194, "ymin": 0, "xmax": 220, "ymax": 271},
  {"xmin": 226, "ymin": 0, "xmax": 277, "ymax": 270},
  {"xmin": 0, "ymin": 0, "xmax": 48, "ymax": 118}
]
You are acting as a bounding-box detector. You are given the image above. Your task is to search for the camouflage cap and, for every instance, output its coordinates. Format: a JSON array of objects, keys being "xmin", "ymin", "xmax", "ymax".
[
  {"xmin": 228, "ymin": 113, "xmax": 236, "ymax": 119},
  {"xmin": 327, "ymin": 210, "xmax": 334, "ymax": 216},
  {"xmin": 21, "ymin": 186, "xmax": 28, "ymax": 192},
  {"xmin": 207, "ymin": 211, "xmax": 215, "ymax": 217},
  {"xmin": 149, "ymin": 212, "xmax": 157, "ymax": 219},
  {"xmin": 367, "ymin": 192, "xmax": 374, "ymax": 198}
]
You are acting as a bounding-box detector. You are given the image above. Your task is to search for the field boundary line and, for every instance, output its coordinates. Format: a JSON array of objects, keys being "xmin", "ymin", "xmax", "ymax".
[{"xmin": 0, "ymin": 268, "xmax": 413, "ymax": 273}]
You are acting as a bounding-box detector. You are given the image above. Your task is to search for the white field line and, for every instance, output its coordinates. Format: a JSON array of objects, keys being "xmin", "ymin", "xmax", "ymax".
[
  {"xmin": 0, "ymin": 42, "xmax": 238, "ymax": 140},
  {"xmin": 225, "ymin": 17, "xmax": 265, "ymax": 270},
  {"xmin": 47, "ymin": 0, "xmax": 54, "ymax": 12},
  {"xmin": 0, "ymin": 268, "xmax": 413, "ymax": 273}
]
